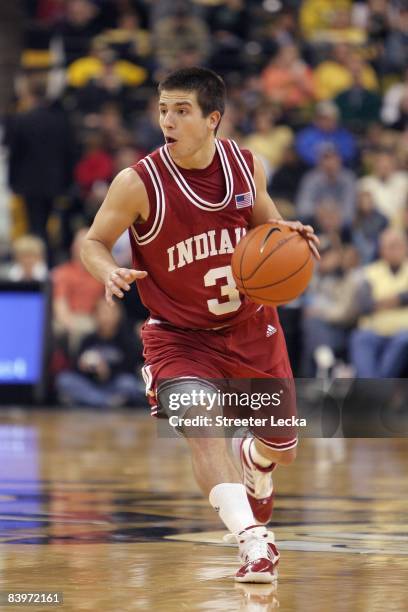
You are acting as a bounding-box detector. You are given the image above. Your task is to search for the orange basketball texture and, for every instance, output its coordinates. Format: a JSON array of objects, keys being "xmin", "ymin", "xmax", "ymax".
[{"xmin": 231, "ymin": 223, "xmax": 314, "ymax": 305}]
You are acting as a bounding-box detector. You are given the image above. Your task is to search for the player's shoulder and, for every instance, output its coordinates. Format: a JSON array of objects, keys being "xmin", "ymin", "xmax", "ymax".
[
  {"xmin": 107, "ymin": 167, "xmax": 149, "ymax": 209},
  {"xmin": 218, "ymin": 137, "xmax": 250, "ymax": 154},
  {"xmin": 128, "ymin": 146, "xmax": 165, "ymax": 184},
  {"xmin": 109, "ymin": 167, "xmax": 142, "ymax": 190},
  {"xmin": 238, "ymin": 145, "xmax": 254, "ymax": 166},
  {"xmin": 218, "ymin": 138, "xmax": 255, "ymax": 172}
]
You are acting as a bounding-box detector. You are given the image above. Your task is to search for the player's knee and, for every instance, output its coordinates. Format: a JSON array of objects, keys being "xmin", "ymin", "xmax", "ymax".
[
  {"xmin": 186, "ymin": 435, "xmax": 225, "ymax": 458},
  {"xmin": 277, "ymin": 447, "xmax": 297, "ymax": 465}
]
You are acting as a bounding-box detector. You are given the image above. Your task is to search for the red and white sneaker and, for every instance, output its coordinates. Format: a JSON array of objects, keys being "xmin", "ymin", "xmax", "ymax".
[
  {"xmin": 232, "ymin": 434, "xmax": 276, "ymax": 524},
  {"xmin": 228, "ymin": 525, "xmax": 279, "ymax": 583}
]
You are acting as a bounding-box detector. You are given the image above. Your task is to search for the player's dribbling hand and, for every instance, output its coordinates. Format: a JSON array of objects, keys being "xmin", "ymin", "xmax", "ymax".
[
  {"xmin": 105, "ymin": 268, "xmax": 148, "ymax": 305},
  {"xmin": 269, "ymin": 219, "xmax": 321, "ymax": 260}
]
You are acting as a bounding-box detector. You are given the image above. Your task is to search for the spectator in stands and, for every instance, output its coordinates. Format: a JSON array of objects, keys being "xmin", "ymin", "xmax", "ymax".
[
  {"xmin": 301, "ymin": 1, "xmax": 366, "ymax": 46},
  {"xmin": 75, "ymin": 135, "xmax": 140, "ymax": 225},
  {"xmin": 94, "ymin": 10, "xmax": 151, "ymax": 66},
  {"xmin": 81, "ymin": 180, "xmax": 109, "ymax": 224},
  {"xmin": 243, "ymin": 104, "xmax": 294, "ymax": 178},
  {"xmin": 403, "ymin": 201, "xmax": 408, "ymax": 242},
  {"xmin": 34, "ymin": 0, "xmax": 67, "ymax": 26},
  {"xmin": 56, "ymin": 0, "xmax": 101, "ymax": 66},
  {"xmin": 381, "ymin": 67, "xmax": 408, "ymax": 125},
  {"xmin": 260, "ymin": 44, "xmax": 315, "ymax": 110},
  {"xmin": 79, "ymin": 142, "xmax": 142, "ymax": 225},
  {"xmin": 300, "ymin": 0, "xmax": 353, "ymax": 42},
  {"xmin": 350, "ymin": 228, "xmax": 408, "ymax": 377},
  {"xmin": 216, "ymin": 103, "xmax": 243, "ymax": 142},
  {"xmin": 133, "ymin": 95, "xmax": 164, "ymax": 153},
  {"xmin": 153, "ymin": 3, "xmax": 210, "ymax": 73},
  {"xmin": 265, "ymin": 8, "xmax": 299, "ymax": 49},
  {"xmin": 381, "ymin": 7, "xmax": 408, "ymax": 74},
  {"xmin": 395, "ymin": 125, "xmax": 408, "ymax": 171},
  {"xmin": 113, "ymin": 146, "xmax": 142, "ymax": 174},
  {"xmin": 358, "ymin": 122, "xmax": 401, "ymax": 177},
  {"xmin": 98, "ymin": 103, "xmax": 132, "ymax": 152},
  {"xmin": 268, "ymin": 145, "xmax": 308, "ymax": 205},
  {"xmin": 295, "ymin": 101, "xmax": 357, "ymax": 166},
  {"xmin": 361, "ymin": 121, "xmax": 399, "ymax": 152},
  {"xmin": 52, "ymin": 227, "xmax": 104, "ymax": 350},
  {"xmin": 388, "ymin": 90, "xmax": 408, "ymax": 132},
  {"xmin": 313, "ymin": 43, "xmax": 378, "ymax": 101},
  {"xmin": 334, "ymin": 54, "xmax": 382, "ymax": 132},
  {"xmin": 301, "ymin": 239, "xmax": 362, "ymax": 376},
  {"xmin": 4, "ymin": 235, "xmax": 48, "ymax": 282},
  {"xmin": 67, "ymin": 39, "xmax": 147, "ymax": 89},
  {"xmin": 296, "ymin": 143, "xmax": 356, "ymax": 225},
  {"xmin": 5, "ymin": 78, "xmax": 74, "ymax": 241},
  {"xmin": 68, "ymin": 40, "xmax": 147, "ymax": 115},
  {"xmin": 358, "ymin": 149, "xmax": 408, "ymax": 229},
  {"xmin": 314, "ymin": 197, "xmax": 352, "ymax": 246},
  {"xmin": 352, "ymin": 0, "xmax": 390, "ymax": 49},
  {"xmin": 75, "ymin": 142, "xmax": 143, "ymax": 225},
  {"xmin": 206, "ymin": 0, "xmax": 249, "ymax": 74},
  {"xmin": 352, "ymin": 188, "xmax": 388, "ymax": 264},
  {"xmin": 56, "ymin": 299, "xmax": 145, "ymax": 408},
  {"xmin": 207, "ymin": 0, "xmax": 249, "ymax": 43},
  {"xmin": 74, "ymin": 129, "xmax": 114, "ymax": 196}
]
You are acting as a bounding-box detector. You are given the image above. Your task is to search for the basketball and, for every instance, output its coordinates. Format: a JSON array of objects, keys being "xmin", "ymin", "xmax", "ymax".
[{"xmin": 231, "ymin": 222, "xmax": 314, "ymax": 305}]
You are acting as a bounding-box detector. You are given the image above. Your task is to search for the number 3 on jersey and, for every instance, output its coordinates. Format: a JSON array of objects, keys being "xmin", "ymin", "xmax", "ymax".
[{"xmin": 204, "ymin": 265, "xmax": 241, "ymax": 315}]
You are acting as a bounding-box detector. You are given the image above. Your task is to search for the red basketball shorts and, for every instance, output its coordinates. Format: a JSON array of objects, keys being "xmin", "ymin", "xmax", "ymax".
[{"xmin": 141, "ymin": 305, "xmax": 297, "ymax": 451}]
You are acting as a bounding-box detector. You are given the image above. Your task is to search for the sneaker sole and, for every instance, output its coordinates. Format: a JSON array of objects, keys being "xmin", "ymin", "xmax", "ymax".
[{"xmin": 235, "ymin": 570, "xmax": 278, "ymax": 583}]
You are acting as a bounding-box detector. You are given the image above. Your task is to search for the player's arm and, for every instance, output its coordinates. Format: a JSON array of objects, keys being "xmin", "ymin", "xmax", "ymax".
[
  {"xmin": 250, "ymin": 155, "xmax": 320, "ymax": 259},
  {"xmin": 81, "ymin": 168, "xmax": 149, "ymax": 305}
]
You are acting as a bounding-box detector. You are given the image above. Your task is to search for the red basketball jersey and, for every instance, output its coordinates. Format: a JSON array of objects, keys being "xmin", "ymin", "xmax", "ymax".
[{"xmin": 129, "ymin": 138, "xmax": 263, "ymax": 329}]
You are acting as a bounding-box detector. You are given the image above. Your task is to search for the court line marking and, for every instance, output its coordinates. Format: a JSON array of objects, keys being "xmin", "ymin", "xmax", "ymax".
[{"xmin": 165, "ymin": 529, "xmax": 408, "ymax": 556}]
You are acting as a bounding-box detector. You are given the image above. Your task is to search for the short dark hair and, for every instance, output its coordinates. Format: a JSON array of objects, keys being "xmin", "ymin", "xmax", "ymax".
[{"xmin": 158, "ymin": 67, "xmax": 226, "ymax": 129}]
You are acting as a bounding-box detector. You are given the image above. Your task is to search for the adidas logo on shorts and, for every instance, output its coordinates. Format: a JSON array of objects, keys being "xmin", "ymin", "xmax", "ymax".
[{"xmin": 266, "ymin": 324, "xmax": 277, "ymax": 337}]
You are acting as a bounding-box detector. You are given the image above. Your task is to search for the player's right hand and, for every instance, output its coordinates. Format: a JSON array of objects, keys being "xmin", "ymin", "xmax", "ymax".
[{"xmin": 105, "ymin": 268, "xmax": 147, "ymax": 305}]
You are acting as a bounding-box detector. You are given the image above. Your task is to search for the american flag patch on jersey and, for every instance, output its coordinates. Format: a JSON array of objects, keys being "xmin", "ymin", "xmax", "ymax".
[{"xmin": 235, "ymin": 192, "xmax": 253, "ymax": 209}]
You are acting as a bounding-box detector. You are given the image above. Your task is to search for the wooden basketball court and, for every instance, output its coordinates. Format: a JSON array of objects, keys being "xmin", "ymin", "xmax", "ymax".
[{"xmin": 0, "ymin": 408, "xmax": 407, "ymax": 611}]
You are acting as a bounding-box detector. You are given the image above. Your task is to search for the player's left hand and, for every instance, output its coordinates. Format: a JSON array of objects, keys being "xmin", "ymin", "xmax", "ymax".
[{"xmin": 269, "ymin": 219, "xmax": 320, "ymax": 260}]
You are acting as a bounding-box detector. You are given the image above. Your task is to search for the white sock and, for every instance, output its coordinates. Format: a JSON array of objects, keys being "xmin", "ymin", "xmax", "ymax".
[
  {"xmin": 244, "ymin": 438, "xmax": 275, "ymax": 469},
  {"xmin": 209, "ymin": 483, "xmax": 256, "ymax": 534}
]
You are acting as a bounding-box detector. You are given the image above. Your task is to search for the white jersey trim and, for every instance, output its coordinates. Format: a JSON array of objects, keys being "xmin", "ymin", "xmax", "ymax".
[
  {"xmin": 255, "ymin": 435, "xmax": 298, "ymax": 451},
  {"xmin": 130, "ymin": 156, "xmax": 166, "ymax": 245},
  {"xmin": 141, "ymin": 364, "xmax": 153, "ymax": 396},
  {"xmin": 159, "ymin": 140, "xmax": 233, "ymax": 211},
  {"xmin": 228, "ymin": 139, "xmax": 256, "ymax": 201}
]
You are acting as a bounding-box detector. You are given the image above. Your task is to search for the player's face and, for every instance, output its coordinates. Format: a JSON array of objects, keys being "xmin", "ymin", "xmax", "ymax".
[{"xmin": 159, "ymin": 90, "xmax": 220, "ymax": 161}]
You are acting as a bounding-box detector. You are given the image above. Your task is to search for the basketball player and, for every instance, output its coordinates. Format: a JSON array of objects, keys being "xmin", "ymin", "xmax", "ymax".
[{"xmin": 81, "ymin": 68, "xmax": 319, "ymax": 583}]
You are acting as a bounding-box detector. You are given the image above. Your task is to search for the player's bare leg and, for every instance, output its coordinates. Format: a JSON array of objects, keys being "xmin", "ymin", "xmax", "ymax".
[
  {"xmin": 186, "ymin": 436, "xmax": 241, "ymax": 494},
  {"xmin": 181, "ymin": 423, "xmax": 279, "ymax": 582},
  {"xmin": 254, "ymin": 440, "xmax": 297, "ymax": 466}
]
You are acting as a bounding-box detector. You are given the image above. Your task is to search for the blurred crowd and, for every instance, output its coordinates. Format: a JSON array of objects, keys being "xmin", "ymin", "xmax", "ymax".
[{"xmin": 0, "ymin": 0, "xmax": 407, "ymax": 404}]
